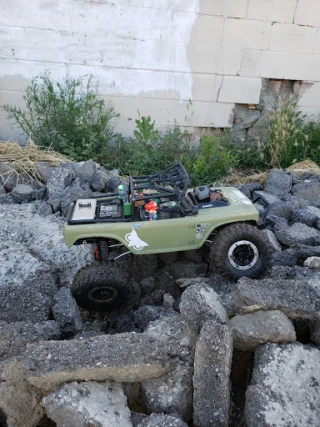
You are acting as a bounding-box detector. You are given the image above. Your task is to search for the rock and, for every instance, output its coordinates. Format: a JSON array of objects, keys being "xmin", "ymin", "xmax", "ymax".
[
  {"xmin": 193, "ymin": 320, "xmax": 233, "ymax": 427},
  {"xmin": 0, "ymin": 320, "xmax": 60, "ymax": 362},
  {"xmin": 11, "ymin": 183, "xmax": 45, "ymax": 203},
  {"xmin": 35, "ymin": 162, "xmax": 52, "ymax": 183},
  {"xmin": 235, "ymin": 277, "xmax": 317, "ymax": 319},
  {"xmin": 239, "ymin": 183, "xmax": 262, "ymax": 200},
  {"xmin": 264, "ymin": 201, "xmax": 292, "ymax": 221},
  {"xmin": 0, "ymin": 362, "xmax": 44, "ymax": 427},
  {"xmin": 229, "ymin": 310, "xmax": 296, "ymax": 351},
  {"xmin": 176, "ymin": 277, "xmax": 210, "ymax": 289},
  {"xmin": 90, "ymin": 168, "xmax": 108, "ymax": 192},
  {"xmin": 262, "ymin": 229, "xmax": 282, "ymax": 252},
  {"xmin": 274, "ymin": 222, "xmax": 320, "ymax": 246},
  {"xmin": 305, "ymin": 205, "xmax": 320, "ymax": 219},
  {"xmin": 264, "ymin": 169, "xmax": 292, "ymax": 197},
  {"xmin": 0, "ymin": 247, "xmax": 59, "ymax": 323},
  {"xmin": 104, "ymin": 168, "xmax": 121, "ymax": 192},
  {"xmin": 291, "ymin": 208, "xmax": 317, "ymax": 226},
  {"xmin": 304, "ymin": 256, "xmax": 320, "ymax": 270},
  {"xmin": 0, "ymin": 204, "xmax": 93, "ymax": 287},
  {"xmin": 272, "ymin": 248, "xmax": 298, "ymax": 266},
  {"xmin": 179, "ymin": 283, "xmax": 228, "ymax": 333},
  {"xmin": 60, "ymin": 177, "xmax": 93, "ymax": 215},
  {"xmin": 183, "ymin": 249, "xmax": 203, "ymax": 263},
  {"xmin": 137, "ymin": 413, "xmax": 188, "ymax": 427},
  {"xmin": 46, "ymin": 164, "xmax": 76, "ymax": 211},
  {"xmin": 36, "ymin": 201, "xmax": 54, "ymax": 216},
  {"xmin": 291, "ymin": 182, "xmax": 320, "ymax": 206},
  {"xmin": 78, "ymin": 159, "xmax": 98, "ymax": 182},
  {"xmin": 168, "ymin": 261, "xmax": 207, "ymax": 279},
  {"xmin": 264, "ymin": 215, "xmax": 288, "ymax": 228},
  {"xmin": 20, "ymin": 317, "xmax": 195, "ymax": 392},
  {"xmin": 253, "ymin": 191, "xmax": 282, "ymax": 206},
  {"xmin": 163, "ymin": 293, "xmax": 175, "ymax": 308},
  {"xmin": 141, "ymin": 365, "xmax": 193, "ymax": 422},
  {"xmin": 245, "ymin": 343, "xmax": 320, "ymax": 426},
  {"xmin": 134, "ymin": 306, "xmax": 178, "ymax": 330},
  {"xmin": 52, "ymin": 287, "xmax": 83, "ymax": 337},
  {"xmin": 43, "ymin": 381, "xmax": 132, "ymax": 427}
]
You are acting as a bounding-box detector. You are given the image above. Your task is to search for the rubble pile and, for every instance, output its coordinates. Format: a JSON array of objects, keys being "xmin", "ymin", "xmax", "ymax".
[{"xmin": 0, "ymin": 161, "xmax": 320, "ymax": 426}]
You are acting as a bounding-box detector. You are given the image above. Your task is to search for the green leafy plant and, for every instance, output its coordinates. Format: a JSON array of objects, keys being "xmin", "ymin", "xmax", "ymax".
[
  {"xmin": 188, "ymin": 133, "xmax": 239, "ymax": 184},
  {"xmin": 133, "ymin": 115, "xmax": 160, "ymax": 146},
  {"xmin": 3, "ymin": 71, "xmax": 119, "ymax": 162},
  {"xmin": 106, "ymin": 119, "xmax": 192, "ymax": 176}
]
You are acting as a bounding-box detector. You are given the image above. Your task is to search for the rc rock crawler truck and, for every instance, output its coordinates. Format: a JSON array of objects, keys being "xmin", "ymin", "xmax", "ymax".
[{"xmin": 64, "ymin": 163, "xmax": 271, "ymax": 310}]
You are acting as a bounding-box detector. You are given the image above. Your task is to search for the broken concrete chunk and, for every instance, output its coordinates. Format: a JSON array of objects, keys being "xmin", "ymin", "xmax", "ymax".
[
  {"xmin": 141, "ymin": 365, "xmax": 193, "ymax": 422},
  {"xmin": 193, "ymin": 320, "xmax": 233, "ymax": 427},
  {"xmin": 229, "ymin": 310, "xmax": 296, "ymax": 351},
  {"xmin": 43, "ymin": 381, "xmax": 132, "ymax": 427},
  {"xmin": 52, "ymin": 287, "xmax": 83, "ymax": 337},
  {"xmin": 137, "ymin": 413, "xmax": 188, "ymax": 427},
  {"xmin": 180, "ymin": 283, "xmax": 228, "ymax": 333},
  {"xmin": 235, "ymin": 277, "xmax": 317, "ymax": 319},
  {"xmin": 245, "ymin": 343, "xmax": 320, "ymax": 426},
  {"xmin": 264, "ymin": 169, "xmax": 292, "ymax": 197}
]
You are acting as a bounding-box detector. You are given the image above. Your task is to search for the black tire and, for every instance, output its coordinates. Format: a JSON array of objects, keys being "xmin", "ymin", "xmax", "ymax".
[
  {"xmin": 210, "ymin": 223, "xmax": 271, "ymax": 281},
  {"xmin": 72, "ymin": 264, "xmax": 134, "ymax": 311}
]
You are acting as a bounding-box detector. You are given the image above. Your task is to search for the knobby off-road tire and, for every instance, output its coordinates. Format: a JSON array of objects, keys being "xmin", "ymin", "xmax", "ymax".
[
  {"xmin": 72, "ymin": 264, "xmax": 134, "ymax": 311},
  {"xmin": 210, "ymin": 223, "xmax": 271, "ymax": 281}
]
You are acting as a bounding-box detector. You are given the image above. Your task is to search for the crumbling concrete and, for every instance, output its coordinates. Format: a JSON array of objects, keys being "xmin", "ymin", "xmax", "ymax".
[
  {"xmin": 229, "ymin": 310, "xmax": 296, "ymax": 351},
  {"xmin": 43, "ymin": 381, "xmax": 133, "ymax": 427},
  {"xmin": 245, "ymin": 343, "xmax": 320, "ymax": 426}
]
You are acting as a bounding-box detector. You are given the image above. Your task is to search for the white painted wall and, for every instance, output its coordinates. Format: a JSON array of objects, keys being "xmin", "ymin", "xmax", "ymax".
[{"xmin": 1, "ymin": 0, "xmax": 320, "ymax": 142}]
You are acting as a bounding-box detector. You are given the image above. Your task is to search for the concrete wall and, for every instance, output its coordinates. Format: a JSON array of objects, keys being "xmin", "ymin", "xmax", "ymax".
[{"xmin": 1, "ymin": 0, "xmax": 320, "ymax": 142}]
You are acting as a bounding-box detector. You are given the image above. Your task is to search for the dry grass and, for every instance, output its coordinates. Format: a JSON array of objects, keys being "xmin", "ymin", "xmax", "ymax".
[
  {"xmin": 224, "ymin": 160, "xmax": 320, "ymax": 186},
  {"xmin": 0, "ymin": 140, "xmax": 70, "ymax": 185}
]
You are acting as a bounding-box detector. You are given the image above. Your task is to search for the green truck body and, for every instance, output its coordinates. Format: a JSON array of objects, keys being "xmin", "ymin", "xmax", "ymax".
[{"xmin": 63, "ymin": 186, "xmax": 259, "ymax": 255}]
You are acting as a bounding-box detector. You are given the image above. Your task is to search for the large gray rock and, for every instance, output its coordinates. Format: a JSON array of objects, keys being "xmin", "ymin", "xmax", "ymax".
[
  {"xmin": 305, "ymin": 205, "xmax": 320, "ymax": 219},
  {"xmin": 0, "ymin": 204, "xmax": 93, "ymax": 287},
  {"xmin": 264, "ymin": 169, "xmax": 292, "ymax": 197},
  {"xmin": 262, "ymin": 229, "xmax": 282, "ymax": 252},
  {"xmin": 291, "ymin": 182, "xmax": 320, "ymax": 206},
  {"xmin": 52, "ymin": 287, "xmax": 83, "ymax": 337},
  {"xmin": 253, "ymin": 191, "xmax": 282, "ymax": 206},
  {"xmin": 141, "ymin": 365, "xmax": 193, "ymax": 422},
  {"xmin": 304, "ymin": 256, "xmax": 320, "ymax": 270},
  {"xmin": 11, "ymin": 183, "xmax": 45, "ymax": 203},
  {"xmin": 137, "ymin": 413, "xmax": 188, "ymax": 427},
  {"xmin": 179, "ymin": 283, "xmax": 228, "ymax": 333},
  {"xmin": 0, "ymin": 362, "xmax": 44, "ymax": 427},
  {"xmin": 274, "ymin": 223, "xmax": 320, "ymax": 246},
  {"xmin": 35, "ymin": 162, "xmax": 52, "ymax": 183},
  {"xmin": 134, "ymin": 306, "xmax": 178, "ymax": 330},
  {"xmin": 43, "ymin": 381, "xmax": 132, "ymax": 427},
  {"xmin": 245, "ymin": 343, "xmax": 320, "ymax": 426},
  {"xmin": 193, "ymin": 320, "xmax": 233, "ymax": 427},
  {"xmin": 0, "ymin": 321, "xmax": 60, "ymax": 362},
  {"xmin": 235, "ymin": 277, "xmax": 317, "ymax": 319},
  {"xmin": 60, "ymin": 177, "xmax": 93, "ymax": 215},
  {"xmin": 46, "ymin": 164, "xmax": 76, "ymax": 211},
  {"xmin": 19, "ymin": 317, "xmax": 195, "ymax": 392},
  {"xmin": 0, "ymin": 247, "xmax": 59, "ymax": 323},
  {"xmin": 229, "ymin": 310, "xmax": 296, "ymax": 351},
  {"xmin": 291, "ymin": 208, "xmax": 318, "ymax": 226}
]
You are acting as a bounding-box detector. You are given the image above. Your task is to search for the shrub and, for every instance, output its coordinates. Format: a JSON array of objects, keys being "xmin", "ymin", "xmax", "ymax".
[
  {"xmin": 3, "ymin": 71, "xmax": 119, "ymax": 162},
  {"xmin": 187, "ymin": 133, "xmax": 239, "ymax": 184},
  {"xmin": 105, "ymin": 117, "xmax": 192, "ymax": 176}
]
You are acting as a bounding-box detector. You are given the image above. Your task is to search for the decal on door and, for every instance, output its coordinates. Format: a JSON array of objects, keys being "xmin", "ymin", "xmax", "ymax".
[{"xmin": 125, "ymin": 228, "xmax": 149, "ymax": 250}]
